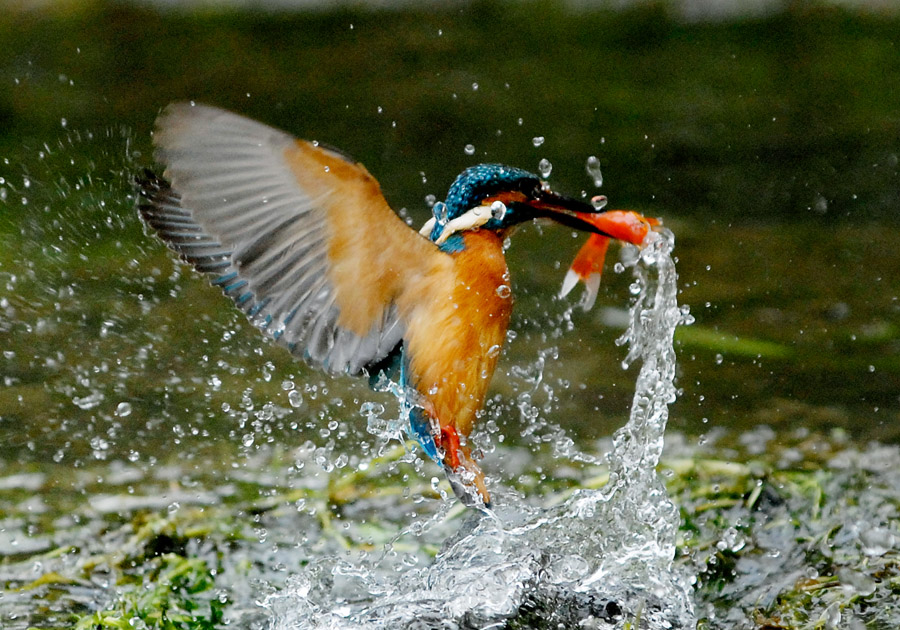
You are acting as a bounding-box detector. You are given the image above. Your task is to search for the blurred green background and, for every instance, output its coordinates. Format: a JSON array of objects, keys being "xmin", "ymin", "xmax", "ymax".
[{"xmin": 1, "ymin": 0, "xmax": 899, "ymax": 470}]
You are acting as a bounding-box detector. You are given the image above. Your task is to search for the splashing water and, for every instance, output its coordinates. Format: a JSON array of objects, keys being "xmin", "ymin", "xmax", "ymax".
[{"xmin": 263, "ymin": 228, "xmax": 694, "ymax": 629}]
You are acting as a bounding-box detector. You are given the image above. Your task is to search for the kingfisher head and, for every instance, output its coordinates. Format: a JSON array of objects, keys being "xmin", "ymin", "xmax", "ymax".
[{"xmin": 421, "ymin": 164, "xmax": 613, "ymax": 248}]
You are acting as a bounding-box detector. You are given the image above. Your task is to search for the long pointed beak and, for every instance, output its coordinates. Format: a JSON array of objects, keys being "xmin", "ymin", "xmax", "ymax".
[
  {"xmin": 527, "ymin": 189, "xmax": 595, "ymax": 225},
  {"xmin": 528, "ymin": 190, "xmax": 658, "ymax": 245}
]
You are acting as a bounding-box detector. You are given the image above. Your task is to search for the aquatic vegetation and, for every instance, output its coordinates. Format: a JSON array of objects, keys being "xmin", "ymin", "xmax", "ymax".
[
  {"xmin": 3, "ymin": 429, "xmax": 899, "ymax": 629},
  {"xmin": 73, "ymin": 554, "xmax": 225, "ymax": 630}
]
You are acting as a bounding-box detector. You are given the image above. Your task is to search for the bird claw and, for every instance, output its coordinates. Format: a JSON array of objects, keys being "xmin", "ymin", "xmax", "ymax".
[
  {"xmin": 443, "ymin": 463, "xmax": 492, "ymax": 510},
  {"xmin": 438, "ymin": 425, "xmax": 491, "ymax": 508}
]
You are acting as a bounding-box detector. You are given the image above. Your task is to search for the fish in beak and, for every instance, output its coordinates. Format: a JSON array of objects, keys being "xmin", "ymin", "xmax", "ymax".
[{"xmin": 558, "ymin": 205, "xmax": 661, "ymax": 310}]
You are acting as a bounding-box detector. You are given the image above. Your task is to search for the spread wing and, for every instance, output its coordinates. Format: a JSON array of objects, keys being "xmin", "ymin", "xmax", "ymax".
[{"xmin": 137, "ymin": 103, "xmax": 450, "ymax": 376}]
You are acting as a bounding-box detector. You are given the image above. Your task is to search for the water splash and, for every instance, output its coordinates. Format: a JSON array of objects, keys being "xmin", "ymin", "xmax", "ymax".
[
  {"xmin": 570, "ymin": 228, "xmax": 695, "ymax": 623},
  {"xmin": 263, "ymin": 228, "xmax": 694, "ymax": 629}
]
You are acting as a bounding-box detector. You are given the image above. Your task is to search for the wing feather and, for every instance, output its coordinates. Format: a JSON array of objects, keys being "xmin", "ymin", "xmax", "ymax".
[{"xmin": 138, "ymin": 103, "xmax": 449, "ymax": 376}]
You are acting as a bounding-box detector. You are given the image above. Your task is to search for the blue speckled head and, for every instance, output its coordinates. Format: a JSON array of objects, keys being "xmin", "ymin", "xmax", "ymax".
[
  {"xmin": 429, "ymin": 164, "xmax": 542, "ymax": 242},
  {"xmin": 428, "ymin": 163, "xmax": 602, "ymax": 249},
  {"xmin": 444, "ymin": 164, "xmax": 539, "ymax": 219}
]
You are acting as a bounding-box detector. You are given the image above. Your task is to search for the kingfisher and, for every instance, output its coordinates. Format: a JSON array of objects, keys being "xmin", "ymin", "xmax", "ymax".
[{"xmin": 137, "ymin": 103, "xmax": 655, "ymax": 508}]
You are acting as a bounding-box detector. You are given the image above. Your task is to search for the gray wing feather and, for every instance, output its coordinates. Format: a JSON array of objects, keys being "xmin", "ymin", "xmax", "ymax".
[{"xmin": 136, "ymin": 103, "xmax": 403, "ymax": 376}]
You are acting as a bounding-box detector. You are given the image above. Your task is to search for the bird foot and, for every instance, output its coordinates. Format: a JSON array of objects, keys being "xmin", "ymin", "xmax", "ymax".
[{"xmin": 438, "ymin": 425, "xmax": 491, "ymax": 509}]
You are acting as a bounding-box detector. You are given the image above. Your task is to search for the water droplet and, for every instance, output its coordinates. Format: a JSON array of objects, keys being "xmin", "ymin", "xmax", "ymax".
[
  {"xmin": 434, "ymin": 201, "xmax": 449, "ymax": 223},
  {"xmin": 288, "ymin": 390, "xmax": 303, "ymax": 408},
  {"xmin": 538, "ymin": 158, "xmax": 552, "ymax": 178},
  {"xmin": 242, "ymin": 433, "xmax": 255, "ymax": 447},
  {"xmin": 89, "ymin": 436, "xmax": 109, "ymax": 452},
  {"xmin": 821, "ymin": 601, "xmax": 841, "ymax": 630},
  {"xmin": 424, "ymin": 193, "xmax": 436, "ymax": 208},
  {"xmin": 490, "ymin": 200, "xmax": 507, "ymax": 221},
  {"xmin": 496, "ymin": 285, "xmax": 511, "ymax": 299},
  {"xmin": 487, "ymin": 344, "xmax": 502, "ymax": 358},
  {"xmin": 532, "ymin": 136, "xmax": 545, "ymax": 147},
  {"xmin": 464, "ymin": 144, "xmax": 475, "ymax": 156},
  {"xmin": 72, "ymin": 392, "xmax": 103, "ymax": 410},
  {"xmin": 360, "ymin": 401, "xmax": 385, "ymax": 417},
  {"xmin": 590, "ymin": 195, "xmax": 608, "ymax": 210},
  {"xmin": 471, "ymin": 82, "xmax": 479, "ymax": 91},
  {"xmin": 586, "ymin": 155, "xmax": 603, "ymax": 187},
  {"xmin": 715, "ymin": 354, "xmax": 724, "ymax": 365},
  {"xmin": 859, "ymin": 526, "xmax": 896, "ymax": 556},
  {"xmin": 838, "ymin": 567, "xmax": 876, "ymax": 597},
  {"xmin": 115, "ymin": 402, "xmax": 132, "ymax": 417}
]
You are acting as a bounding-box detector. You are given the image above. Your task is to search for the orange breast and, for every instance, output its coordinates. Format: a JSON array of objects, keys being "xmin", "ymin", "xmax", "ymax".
[{"xmin": 401, "ymin": 230, "xmax": 513, "ymax": 440}]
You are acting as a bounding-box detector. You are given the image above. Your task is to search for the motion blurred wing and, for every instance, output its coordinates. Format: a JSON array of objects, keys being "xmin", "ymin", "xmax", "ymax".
[{"xmin": 138, "ymin": 103, "xmax": 447, "ymax": 376}]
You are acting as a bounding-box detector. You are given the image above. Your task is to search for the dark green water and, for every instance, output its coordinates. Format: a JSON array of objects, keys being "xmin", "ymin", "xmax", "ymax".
[
  {"xmin": 1, "ymin": 2, "xmax": 899, "ymax": 628},
  {"xmin": 2, "ymin": 1, "xmax": 899, "ymax": 458}
]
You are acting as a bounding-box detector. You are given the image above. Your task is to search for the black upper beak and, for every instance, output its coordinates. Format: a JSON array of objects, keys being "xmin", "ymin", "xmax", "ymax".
[{"xmin": 527, "ymin": 189, "xmax": 612, "ymax": 236}]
